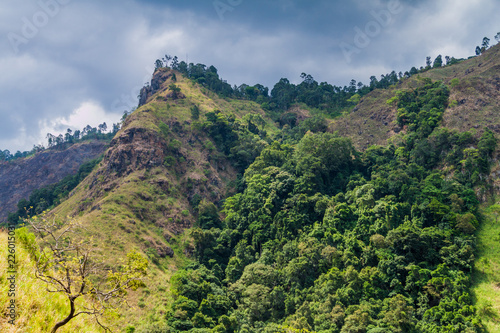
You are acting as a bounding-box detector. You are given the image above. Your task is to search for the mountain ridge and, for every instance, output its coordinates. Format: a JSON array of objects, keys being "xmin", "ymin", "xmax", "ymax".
[
  {"xmin": 1, "ymin": 42, "xmax": 500, "ymax": 332},
  {"xmin": 24, "ymin": 66, "xmax": 280, "ymax": 330},
  {"xmin": 330, "ymin": 43, "xmax": 500, "ymax": 150}
]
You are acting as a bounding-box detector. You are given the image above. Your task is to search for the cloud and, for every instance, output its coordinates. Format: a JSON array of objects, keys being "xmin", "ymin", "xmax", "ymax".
[
  {"xmin": 40, "ymin": 100, "xmax": 121, "ymax": 137},
  {"xmin": 0, "ymin": 100, "xmax": 121, "ymax": 153},
  {"xmin": 0, "ymin": 0, "xmax": 499, "ymax": 152},
  {"xmin": 395, "ymin": 0, "xmax": 498, "ymax": 58}
]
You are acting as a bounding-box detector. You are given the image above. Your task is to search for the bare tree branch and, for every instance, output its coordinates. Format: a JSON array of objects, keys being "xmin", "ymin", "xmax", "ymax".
[{"xmin": 23, "ymin": 216, "xmax": 148, "ymax": 333}]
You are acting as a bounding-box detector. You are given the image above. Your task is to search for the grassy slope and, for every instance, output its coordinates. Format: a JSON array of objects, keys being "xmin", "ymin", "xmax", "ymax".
[
  {"xmin": 29, "ymin": 69, "xmax": 278, "ymax": 331},
  {"xmin": 472, "ymin": 204, "xmax": 500, "ymax": 332},
  {"xmin": 330, "ymin": 43, "xmax": 500, "ymax": 150},
  {"xmin": 0, "ymin": 230, "xmax": 103, "ymax": 332}
]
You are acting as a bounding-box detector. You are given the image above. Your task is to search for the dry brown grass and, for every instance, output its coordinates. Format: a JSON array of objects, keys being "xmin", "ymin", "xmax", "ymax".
[{"xmin": 330, "ymin": 43, "xmax": 500, "ymax": 151}]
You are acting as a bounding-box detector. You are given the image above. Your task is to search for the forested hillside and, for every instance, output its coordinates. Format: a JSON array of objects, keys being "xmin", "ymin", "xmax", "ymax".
[
  {"xmin": 161, "ymin": 76, "xmax": 496, "ymax": 332},
  {"xmin": 1, "ymin": 42, "xmax": 499, "ymax": 333}
]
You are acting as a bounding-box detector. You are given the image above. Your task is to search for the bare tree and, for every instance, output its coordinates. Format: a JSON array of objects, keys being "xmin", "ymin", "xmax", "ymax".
[{"xmin": 26, "ymin": 217, "xmax": 148, "ymax": 333}]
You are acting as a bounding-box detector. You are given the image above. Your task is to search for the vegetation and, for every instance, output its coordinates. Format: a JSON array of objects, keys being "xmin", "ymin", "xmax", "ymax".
[
  {"xmin": 25, "ymin": 216, "xmax": 148, "ymax": 332},
  {"xmin": 0, "ymin": 229, "xmax": 104, "ymax": 332},
  {"xmin": 3, "ymin": 37, "xmax": 500, "ymax": 332},
  {"xmin": 6, "ymin": 156, "xmax": 103, "ymax": 226},
  {"xmin": 471, "ymin": 203, "xmax": 500, "ymax": 332},
  {"xmin": 154, "ymin": 50, "xmax": 473, "ymax": 123},
  {"xmin": 0, "ymin": 122, "xmax": 118, "ymax": 163},
  {"xmin": 159, "ymin": 78, "xmax": 495, "ymax": 332}
]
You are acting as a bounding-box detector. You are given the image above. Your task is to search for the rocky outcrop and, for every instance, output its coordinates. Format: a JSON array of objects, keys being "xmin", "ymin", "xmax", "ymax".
[
  {"xmin": 138, "ymin": 68, "xmax": 173, "ymax": 106},
  {"xmin": 0, "ymin": 141, "xmax": 108, "ymax": 223},
  {"xmin": 104, "ymin": 127, "xmax": 167, "ymax": 176}
]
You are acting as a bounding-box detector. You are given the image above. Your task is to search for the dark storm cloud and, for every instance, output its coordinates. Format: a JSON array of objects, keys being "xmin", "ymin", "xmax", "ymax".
[{"xmin": 0, "ymin": 0, "xmax": 498, "ymax": 151}]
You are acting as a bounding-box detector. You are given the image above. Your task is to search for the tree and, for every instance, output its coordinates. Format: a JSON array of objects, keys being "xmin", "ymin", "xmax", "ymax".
[
  {"xmin": 169, "ymin": 83, "xmax": 181, "ymax": 99},
  {"xmin": 112, "ymin": 123, "xmax": 120, "ymax": 134},
  {"xmin": 155, "ymin": 59, "xmax": 164, "ymax": 70},
  {"xmin": 47, "ymin": 133, "xmax": 56, "ymax": 147},
  {"xmin": 476, "ymin": 37, "xmax": 491, "ymax": 55},
  {"xmin": 191, "ymin": 104, "xmax": 200, "ymax": 120},
  {"xmin": 489, "ymin": 204, "xmax": 500, "ymax": 223},
  {"xmin": 482, "ymin": 37, "xmax": 490, "ymax": 50},
  {"xmin": 98, "ymin": 122, "xmax": 107, "ymax": 134},
  {"xmin": 163, "ymin": 54, "xmax": 172, "ymax": 67},
  {"xmin": 380, "ymin": 294, "xmax": 416, "ymax": 332},
  {"xmin": 83, "ymin": 125, "xmax": 93, "ymax": 137},
  {"xmin": 121, "ymin": 110, "xmax": 130, "ymax": 124},
  {"xmin": 425, "ymin": 56, "xmax": 431, "ymax": 68},
  {"xmin": 432, "ymin": 55, "xmax": 442, "ymax": 68},
  {"xmin": 25, "ymin": 216, "xmax": 148, "ymax": 332},
  {"xmin": 495, "ymin": 32, "xmax": 500, "ymax": 43},
  {"xmin": 2, "ymin": 149, "xmax": 11, "ymax": 161},
  {"xmin": 65, "ymin": 129, "xmax": 73, "ymax": 143},
  {"xmin": 171, "ymin": 56, "xmax": 179, "ymax": 70},
  {"xmin": 196, "ymin": 200, "xmax": 221, "ymax": 229},
  {"xmin": 348, "ymin": 79, "xmax": 357, "ymax": 93},
  {"xmin": 56, "ymin": 134, "xmax": 64, "ymax": 146}
]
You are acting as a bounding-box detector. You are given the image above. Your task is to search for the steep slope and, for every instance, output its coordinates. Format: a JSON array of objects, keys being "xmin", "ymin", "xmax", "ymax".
[
  {"xmin": 0, "ymin": 230, "xmax": 103, "ymax": 332},
  {"xmin": 153, "ymin": 76, "xmax": 494, "ymax": 331},
  {"xmin": 9, "ymin": 45, "xmax": 499, "ymax": 331},
  {"xmin": 42, "ymin": 67, "xmax": 278, "ymax": 330},
  {"xmin": 330, "ymin": 43, "xmax": 500, "ymax": 150},
  {"xmin": 0, "ymin": 141, "xmax": 107, "ymax": 223}
]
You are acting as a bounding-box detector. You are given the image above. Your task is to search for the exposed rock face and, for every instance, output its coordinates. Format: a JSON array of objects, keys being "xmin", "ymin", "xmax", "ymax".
[
  {"xmin": 138, "ymin": 69, "xmax": 173, "ymax": 106},
  {"xmin": 75, "ymin": 109, "xmax": 237, "ymax": 237},
  {"xmin": 105, "ymin": 127, "xmax": 166, "ymax": 176},
  {"xmin": 83, "ymin": 125, "xmax": 169, "ymax": 203},
  {"xmin": 0, "ymin": 141, "xmax": 108, "ymax": 223}
]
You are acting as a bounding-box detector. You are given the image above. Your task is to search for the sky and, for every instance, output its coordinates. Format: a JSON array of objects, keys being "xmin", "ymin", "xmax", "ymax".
[{"xmin": 0, "ymin": 0, "xmax": 499, "ymax": 152}]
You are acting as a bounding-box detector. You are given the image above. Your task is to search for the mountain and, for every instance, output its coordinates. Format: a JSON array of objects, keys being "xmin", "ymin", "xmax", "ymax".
[
  {"xmin": 330, "ymin": 44, "xmax": 500, "ymax": 150},
  {"xmin": 51, "ymin": 66, "xmax": 277, "ymax": 237},
  {"xmin": 11, "ymin": 66, "xmax": 278, "ymax": 331},
  {"xmin": 0, "ymin": 140, "xmax": 107, "ymax": 224},
  {"xmin": 1, "ymin": 43, "xmax": 500, "ymax": 332}
]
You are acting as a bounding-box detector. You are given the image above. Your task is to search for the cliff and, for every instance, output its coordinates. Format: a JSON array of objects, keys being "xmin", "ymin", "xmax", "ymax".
[{"xmin": 0, "ymin": 140, "xmax": 107, "ymax": 223}]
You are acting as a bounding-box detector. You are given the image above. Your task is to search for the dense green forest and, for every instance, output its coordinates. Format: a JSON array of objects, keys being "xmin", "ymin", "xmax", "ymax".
[{"xmin": 141, "ymin": 76, "xmax": 496, "ymax": 333}]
